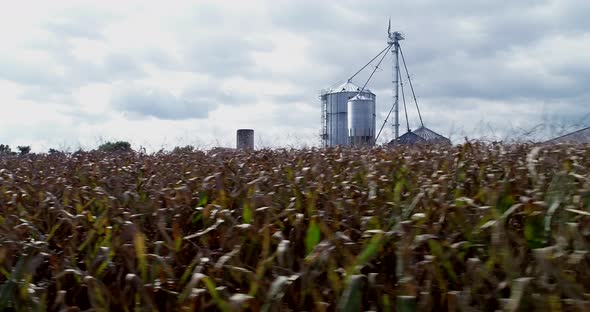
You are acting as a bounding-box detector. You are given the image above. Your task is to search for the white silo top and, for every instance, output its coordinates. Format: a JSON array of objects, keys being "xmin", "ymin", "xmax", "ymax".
[{"xmin": 329, "ymin": 81, "xmax": 374, "ymax": 95}]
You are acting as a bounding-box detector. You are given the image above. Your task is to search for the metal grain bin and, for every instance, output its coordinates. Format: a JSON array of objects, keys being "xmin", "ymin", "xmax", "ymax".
[
  {"xmin": 347, "ymin": 95, "xmax": 376, "ymax": 146},
  {"xmin": 321, "ymin": 81, "xmax": 376, "ymax": 147}
]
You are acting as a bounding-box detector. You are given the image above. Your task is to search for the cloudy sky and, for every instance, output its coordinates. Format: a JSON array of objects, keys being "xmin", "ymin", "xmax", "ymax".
[{"xmin": 1, "ymin": 0, "xmax": 589, "ymax": 151}]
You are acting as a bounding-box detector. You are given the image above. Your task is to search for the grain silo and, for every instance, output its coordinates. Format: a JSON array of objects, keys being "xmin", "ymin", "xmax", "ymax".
[
  {"xmin": 236, "ymin": 129, "xmax": 254, "ymax": 150},
  {"xmin": 347, "ymin": 94, "xmax": 376, "ymax": 146},
  {"xmin": 321, "ymin": 81, "xmax": 376, "ymax": 147},
  {"xmin": 320, "ymin": 22, "xmax": 450, "ymax": 148}
]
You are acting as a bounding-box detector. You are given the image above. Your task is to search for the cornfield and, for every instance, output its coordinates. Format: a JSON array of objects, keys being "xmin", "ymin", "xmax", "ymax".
[{"xmin": 1, "ymin": 143, "xmax": 589, "ymax": 311}]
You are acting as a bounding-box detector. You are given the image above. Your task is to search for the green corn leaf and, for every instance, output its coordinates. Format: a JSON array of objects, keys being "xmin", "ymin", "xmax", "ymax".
[{"xmin": 306, "ymin": 219, "xmax": 321, "ymax": 255}]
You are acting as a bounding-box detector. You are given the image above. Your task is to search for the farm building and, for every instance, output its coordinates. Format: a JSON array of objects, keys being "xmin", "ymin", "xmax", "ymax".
[
  {"xmin": 388, "ymin": 126, "xmax": 451, "ymax": 146},
  {"xmin": 544, "ymin": 126, "xmax": 590, "ymax": 144}
]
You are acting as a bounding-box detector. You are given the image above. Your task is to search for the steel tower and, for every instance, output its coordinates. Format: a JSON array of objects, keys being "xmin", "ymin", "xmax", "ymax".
[{"xmin": 387, "ymin": 20, "xmax": 404, "ymax": 140}]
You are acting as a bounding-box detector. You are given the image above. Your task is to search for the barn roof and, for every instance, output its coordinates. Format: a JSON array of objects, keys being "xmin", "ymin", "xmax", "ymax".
[
  {"xmin": 388, "ymin": 126, "xmax": 451, "ymax": 146},
  {"xmin": 388, "ymin": 131, "xmax": 426, "ymax": 145}
]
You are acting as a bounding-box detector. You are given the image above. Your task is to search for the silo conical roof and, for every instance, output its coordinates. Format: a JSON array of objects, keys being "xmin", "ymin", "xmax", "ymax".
[{"xmin": 329, "ymin": 81, "xmax": 374, "ymax": 95}]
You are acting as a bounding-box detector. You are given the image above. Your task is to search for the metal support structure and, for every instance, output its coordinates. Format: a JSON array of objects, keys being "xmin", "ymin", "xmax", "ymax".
[
  {"xmin": 398, "ymin": 64, "xmax": 410, "ymax": 133},
  {"xmin": 393, "ymin": 42, "xmax": 399, "ymax": 139},
  {"xmin": 356, "ymin": 43, "xmax": 392, "ymax": 97},
  {"xmin": 388, "ymin": 23, "xmax": 404, "ymax": 140},
  {"xmin": 324, "ymin": 19, "xmax": 424, "ymax": 147},
  {"xmin": 348, "ymin": 44, "xmax": 392, "ymax": 82},
  {"xmin": 320, "ymin": 92, "xmax": 327, "ymax": 147},
  {"xmin": 399, "ymin": 46, "xmax": 423, "ymax": 127}
]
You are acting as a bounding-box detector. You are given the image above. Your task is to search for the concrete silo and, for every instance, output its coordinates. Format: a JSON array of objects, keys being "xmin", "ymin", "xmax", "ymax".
[
  {"xmin": 236, "ymin": 129, "xmax": 254, "ymax": 150},
  {"xmin": 321, "ymin": 81, "xmax": 376, "ymax": 147}
]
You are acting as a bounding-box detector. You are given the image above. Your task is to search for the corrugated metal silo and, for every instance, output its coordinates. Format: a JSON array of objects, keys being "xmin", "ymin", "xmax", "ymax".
[
  {"xmin": 321, "ymin": 81, "xmax": 376, "ymax": 147},
  {"xmin": 347, "ymin": 95, "xmax": 376, "ymax": 146}
]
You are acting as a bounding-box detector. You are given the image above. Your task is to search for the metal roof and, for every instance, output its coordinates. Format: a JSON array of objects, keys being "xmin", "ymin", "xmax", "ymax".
[
  {"xmin": 388, "ymin": 126, "xmax": 451, "ymax": 146},
  {"xmin": 328, "ymin": 81, "xmax": 374, "ymax": 94},
  {"xmin": 350, "ymin": 94, "xmax": 373, "ymax": 101},
  {"xmin": 413, "ymin": 126, "xmax": 451, "ymax": 144},
  {"xmin": 388, "ymin": 131, "xmax": 426, "ymax": 145},
  {"xmin": 544, "ymin": 126, "xmax": 590, "ymax": 144}
]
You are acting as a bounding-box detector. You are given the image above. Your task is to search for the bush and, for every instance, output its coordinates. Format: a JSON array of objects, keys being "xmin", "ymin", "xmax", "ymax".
[
  {"xmin": 0, "ymin": 144, "xmax": 16, "ymax": 156},
  {"xmin": 171, "ymin": 145, "xmax": 195, "ymax": 153},
  {"xmin": 97, "ymin": 141, "xmax": 132, "ymax": 152}
]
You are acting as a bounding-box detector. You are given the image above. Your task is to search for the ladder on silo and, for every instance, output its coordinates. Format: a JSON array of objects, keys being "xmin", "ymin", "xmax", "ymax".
[{"xmin": 320, "ymin": 90, "xmax": 328, "ymax": 147}]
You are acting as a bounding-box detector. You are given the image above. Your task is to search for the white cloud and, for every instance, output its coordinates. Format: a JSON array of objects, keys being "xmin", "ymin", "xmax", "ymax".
[{"xmin": 0, "ymin": 0, "xmax": 588, "ymax": 152}]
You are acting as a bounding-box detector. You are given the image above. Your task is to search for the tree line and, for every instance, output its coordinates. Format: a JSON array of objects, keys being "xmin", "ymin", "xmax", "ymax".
[
  {"xmin": 0, "ymin": 141, "xmax": 133, "ymax": 156},
  {"xmin": 0, "ymin": 141, "xmax": 204, "ymax": 156},
  {"xmin": 0, "ymin": 144, "xmax": 31, "ymax": 156}
]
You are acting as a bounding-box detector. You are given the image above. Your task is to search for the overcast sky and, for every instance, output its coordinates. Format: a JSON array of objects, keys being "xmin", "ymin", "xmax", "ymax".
[{"xmin": 1, "ymin": 0, "xmax": 589, "ymax": 151}]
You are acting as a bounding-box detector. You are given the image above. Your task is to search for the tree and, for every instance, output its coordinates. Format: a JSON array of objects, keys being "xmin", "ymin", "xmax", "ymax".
[
  {"xmin": 48, "ymin": 148, "xmax": 64, "ymax": 155},
  {"xmin": 97, "ymin": 141, "xmax": 133, "ymax": 152},
  {"xmin": 17, "ymin": 146, "xmax": 31, "ymax": 155},
  {"xmin": 0, "ymin": 144, "xmax": 16, "ymax": 156},
  {"xmin": 172, "ymin": 145, "xmax": 195, "ymax": 153}
]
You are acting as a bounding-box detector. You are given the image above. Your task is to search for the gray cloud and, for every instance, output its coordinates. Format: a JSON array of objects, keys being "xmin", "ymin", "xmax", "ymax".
[
  {"xmin": 141, "ymin": 49, "xmax": 181, "ymax": 71},
  {"xmin": 112, "ymin": 87, "xmax": 210, "ymax": 120},
  {"xmin": 179, "ymin": 34, "xmax": 271, "ymax": 78},
  {"xmin": 261, "ymin": 0, "xmax": 589, "ymax": 142},
  {"xmin": 272, "ymin": 102, "xmax": 318, "ymax": 128},
  {"xmin": 6, "ymin": 3, "xmax": 270, "ymax": 104},
  {"xmin": 111, "ymin": 82, "xmax": 250, "ymax": 120},
  {"xmin": 42, "ymin": 7, "xmax": 117, "ymax": 40},
  {"xmin": 6, "ymin": 51, "xmax": 145, "ymax": 104},
  {"xmin": 2, "ymin": 0, "xmax": 589, "ymax": 149},
  {"xmin": 71, "ymin": 53, "xmax": 145, "ymax": 84},
  {"xmin": 271, "ymin": 94, "xmax": 310, "ymax": 104},
  {"xmin": 18, "ymin": 85, "xmax": 74, "ymax": 105},
  {"xmin": 0, "ymin": 58, "xmax": 64, "ymax": 87}
]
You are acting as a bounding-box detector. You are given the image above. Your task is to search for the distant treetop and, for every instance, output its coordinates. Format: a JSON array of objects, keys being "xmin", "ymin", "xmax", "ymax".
[{"xmin": 97, "ymin": 141, "xmax": 133, "ymax": 152}]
